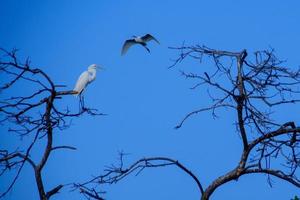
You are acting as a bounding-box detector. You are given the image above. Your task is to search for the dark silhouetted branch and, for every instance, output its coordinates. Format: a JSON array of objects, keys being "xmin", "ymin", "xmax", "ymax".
[
  {"xmin": 0, "ymin": 48, "xmax": 103, "ymax": 200},
  {"xmin": 75, "ymin": 154, "xmax": 204, "ymax": 199}
]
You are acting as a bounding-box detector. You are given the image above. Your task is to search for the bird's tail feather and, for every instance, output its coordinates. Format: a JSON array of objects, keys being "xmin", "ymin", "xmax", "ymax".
[{"xmin": 73, "ymin": 90, "xmax": 80, "ymax": 97}]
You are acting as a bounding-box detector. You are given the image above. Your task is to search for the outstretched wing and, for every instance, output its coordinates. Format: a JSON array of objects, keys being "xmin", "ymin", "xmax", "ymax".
[
  {"xmin": 141, "ymin": 34, "xmax": 160, "ymax": 44},
  {"xmin": 73, "ymin": 71, "xmax": 89, "ymax": 96},
  {"xmin": 121, "ymin": 39, "xmax": 136, "ymax": 55}
]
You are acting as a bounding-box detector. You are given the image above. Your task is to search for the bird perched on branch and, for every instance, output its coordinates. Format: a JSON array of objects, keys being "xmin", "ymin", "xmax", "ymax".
[
  {"xmin": 121, "ymin": 34, "xmax": 160, "ymax": 55},
  {"xmin": 73, "ymin": 64, "xmax": 101, "ymax": 96}
]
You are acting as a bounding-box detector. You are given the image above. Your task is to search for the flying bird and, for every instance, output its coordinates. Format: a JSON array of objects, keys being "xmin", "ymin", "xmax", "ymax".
[
  {"xmin": 73, "ymin": 64, "xmax": 100, "ymax": 96},
  {"xmin": 121, "ymin": 34, "xmax": 160, "ymax": 55}
]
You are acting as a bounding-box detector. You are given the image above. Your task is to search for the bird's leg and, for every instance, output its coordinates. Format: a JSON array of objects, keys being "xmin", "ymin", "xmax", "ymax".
[
  {"xmin": 79, "ymin": 95, "xmax": 82, "ymax": 111},
  {"xmin": 82, "ymin": 96, "xmax": 86, "ymax": 110},
  {"xmin": 141, "ymin": 43, "xmax": 150, "ymax": 53},
  {"xmin": 79, "ymin": 95, "xmax": 85, "ymax": 111}
]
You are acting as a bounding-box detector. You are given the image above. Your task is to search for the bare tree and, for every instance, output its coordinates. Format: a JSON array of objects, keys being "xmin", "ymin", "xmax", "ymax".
[
  {"xmin": 1, "ymin": 45, "xmax": 299, "ymax": 200},
  {"xmin": 0, "ymin": 48, "xmax": 103, "ymax": 200},
  {"xmin": 76, "ymin": 45, "xmax": 300, "ymax": 200}
]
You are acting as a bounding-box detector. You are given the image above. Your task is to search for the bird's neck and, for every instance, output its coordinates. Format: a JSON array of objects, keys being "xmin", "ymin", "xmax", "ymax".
[{"xmin": 88, "ymin": 69, "xmax": 97, "ymax": 82}]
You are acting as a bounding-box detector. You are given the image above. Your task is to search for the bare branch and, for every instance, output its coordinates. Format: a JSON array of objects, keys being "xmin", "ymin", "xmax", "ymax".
[
  {"xmin": 51, "ymin": 146, "xmax": 77, "ymax": 151},
  {"xmin": 46, "ymin": 184, "xmax": 63, "ymax": 199},
  {"xmin": 0, "ymin": 48, "xmax": 102, "ymax": 200},
  {"xmin": 76, "ymin": 155, "xmax": 204, "ymax": 199},
  {"xmin": 169, "ymin": 44, "xmax": 300, "ymax": 200},
  {"xmin": 242, "ymin": 168, "xmax": 300, "ymax": 187}
]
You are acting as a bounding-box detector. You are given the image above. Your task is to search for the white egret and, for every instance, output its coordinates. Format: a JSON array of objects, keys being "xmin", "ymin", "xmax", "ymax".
[
  {"xmin": 121, "ymin": 34, "xmax": 160, "ymax": 55},
  {"xmin": 73, "ymin": 64, "xmax": 100, "ymax": 96}
]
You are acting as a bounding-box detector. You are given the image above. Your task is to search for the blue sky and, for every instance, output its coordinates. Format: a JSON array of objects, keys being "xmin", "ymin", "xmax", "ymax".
[{"xmin": 1, "ymin": 0, "xmax": 300, "ymax": 199}]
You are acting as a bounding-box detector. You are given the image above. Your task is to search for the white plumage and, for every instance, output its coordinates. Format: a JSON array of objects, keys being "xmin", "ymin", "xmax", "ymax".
[{"xmin": 73, "ymin": 64, "xmax": 99, "ymax": 96}]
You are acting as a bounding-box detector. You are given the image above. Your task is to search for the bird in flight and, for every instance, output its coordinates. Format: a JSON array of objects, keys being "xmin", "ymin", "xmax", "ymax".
[
  {"xmin": 73, "ymin": 64, "xmax": 101, "ymax": 96},
  {"xmin": 121, "ymin": 34, "xmax": 160, "ymax": 55}
]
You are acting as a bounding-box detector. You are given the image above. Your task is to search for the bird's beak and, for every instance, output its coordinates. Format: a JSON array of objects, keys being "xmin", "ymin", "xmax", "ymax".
[{"xmin": 97, "ymin": 66, "xmax": 105, "ymax": 70}]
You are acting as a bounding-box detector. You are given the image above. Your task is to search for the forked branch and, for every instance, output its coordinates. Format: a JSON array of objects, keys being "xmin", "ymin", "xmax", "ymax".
[{"xmin": 0, "ymin": 48, "xmax": 103, "ymax": 200}]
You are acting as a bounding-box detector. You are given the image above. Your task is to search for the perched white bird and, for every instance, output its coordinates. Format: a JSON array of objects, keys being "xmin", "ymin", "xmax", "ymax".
[
  {"xmin": 73, "ymin": 64, "xmax": 100, "ymax": 96},
  {"xmin": 121, "ymin": 34, "xmax": 160, "ymax": 55}
]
